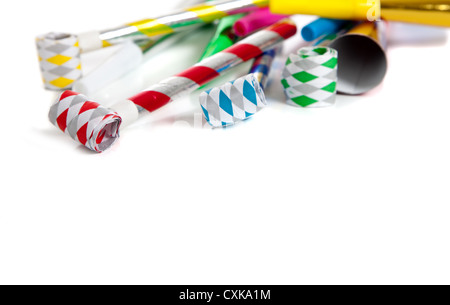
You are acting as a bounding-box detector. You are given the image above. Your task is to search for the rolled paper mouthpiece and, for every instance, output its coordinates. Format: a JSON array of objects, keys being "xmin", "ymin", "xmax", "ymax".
[
  {"xmin": 234, "ymin": 7, "xmax": 289, "ymax": 37},
  {"xmin": 282, "ymin": 47, "xmax": 338, "ymax": 108},
  {"xmin": 49, "ymin": 91, "xmax": 122, "ymax": 153},
  {"xmin": 36, "ymin": 33, "xmax": 82, "ymax": 90},
  {"xmin": 200, "ymin": 74, "xmax": 267, "ymax": 127},
  {"xmin": 301, "ymin": 18, "xmax": 351, "ymax": 42}
]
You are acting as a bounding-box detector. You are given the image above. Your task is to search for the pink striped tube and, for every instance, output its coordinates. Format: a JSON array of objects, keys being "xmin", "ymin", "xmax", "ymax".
[{"xmin": 233, "ymin": 8, "xmax": 289, "ymax": 37}]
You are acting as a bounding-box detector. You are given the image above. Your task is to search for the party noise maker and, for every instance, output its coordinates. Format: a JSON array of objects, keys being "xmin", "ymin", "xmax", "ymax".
[
  {"xmin": 92, "ymin": 0, "xmax": 269, "ymax": 48},
  {"xmin": 282, "ymin": 47, "xmax": 338, "ymax": 108},
  {"xmin": 233, "ymin": 8, "xmax": 289, "ymax": 37},
  {"xmin": 37, "ymin": 0, "xmax": 269, "ymax": 90},
  {"xmin": 319, "ymin": 21, "xmax": 388, "ymax": 95},
  {"xmin": 270, "ymin": 0, "xmax": 450, "ymax": 27},
  {"xmin": 36, "ymin": 33, "xmax": 170, "ymax": 91},
  {"xmin": 48, "ymin": 20, "xmax": 297, "ymax": 152},
  {"xmin": 280, "ymin": 18, "xmax": 355, "ymax": 108},
  {"xmin": 200, "ymin": 48, "xmax": 279, "ymax": 128},
  {"xmin": 283, "ymin": 21, "xmax": 387, "ymax": 101},
  {"xmin": 36, "ymin": 33, "xmax": 82, "ymax": 91}
]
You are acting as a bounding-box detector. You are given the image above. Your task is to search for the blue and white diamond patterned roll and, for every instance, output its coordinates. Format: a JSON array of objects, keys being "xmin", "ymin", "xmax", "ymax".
[
  {"xmin": 36, "ymin": 33, "xmax": 82, "ymax": 91},
  {"xmin": 199, "ymin": 74, "xmax": 267, "ymax": 128}
]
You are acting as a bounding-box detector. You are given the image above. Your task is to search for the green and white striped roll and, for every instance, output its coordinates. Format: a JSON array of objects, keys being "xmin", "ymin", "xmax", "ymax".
[{"xmin": 281, "ymin": 47, "xmax": 338, "ymax": 108}]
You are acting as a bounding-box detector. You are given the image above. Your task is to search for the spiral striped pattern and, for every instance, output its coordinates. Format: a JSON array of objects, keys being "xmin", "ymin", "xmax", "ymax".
[
  {"xmin": 49, "ymin": 91, "xmax": 122, "ymax": 153},
  {"xmin": 100, "ymin": 0, "xmax": 269, "ymax": 46},
  {"xmin": 129, "ymin": 20, "xmax": 296, "ymax": 113}
]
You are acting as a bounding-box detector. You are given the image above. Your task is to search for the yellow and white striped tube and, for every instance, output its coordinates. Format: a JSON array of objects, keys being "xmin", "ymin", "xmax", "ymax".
[
  {"xmin": 43, "ymin": 0, "xmax": 268, "ymax": 59},
  {"xmin": 98, "ymin": 0, "xmax": 269, "ymax": 47},
  {"xmin": 35, "ymin": 0, "xmax": 269, "ymax": 91}
]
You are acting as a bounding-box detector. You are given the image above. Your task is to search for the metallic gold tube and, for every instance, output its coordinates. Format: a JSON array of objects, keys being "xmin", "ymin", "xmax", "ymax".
[{"xmin": 381, "ymin": 0, "xmax": 450, "ymax": 27}]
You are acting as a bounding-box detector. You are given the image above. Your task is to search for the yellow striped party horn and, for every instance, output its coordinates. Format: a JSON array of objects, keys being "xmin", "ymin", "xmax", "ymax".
[
  {"xmin": 36, "ymin": 0, "xmax": 268, "ymax": 91},
  {"xmin": 96, "ymin": 0, "xmax": 268, "ymax": 50}
]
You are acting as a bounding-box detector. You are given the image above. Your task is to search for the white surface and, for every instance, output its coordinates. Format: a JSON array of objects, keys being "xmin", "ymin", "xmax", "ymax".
[{"xmin": 1, "ymin": 0, "xmax": 450, "ymax": 285}]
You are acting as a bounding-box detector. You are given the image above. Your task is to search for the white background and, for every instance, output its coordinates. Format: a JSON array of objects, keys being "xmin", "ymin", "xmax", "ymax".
[{"xmin": 1, "ymin": 0, "xmax": 450, "ymax": 285}]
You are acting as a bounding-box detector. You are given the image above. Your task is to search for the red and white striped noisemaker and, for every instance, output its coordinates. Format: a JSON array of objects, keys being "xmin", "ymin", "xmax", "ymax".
[{"xmin": 49, "ymin": 20, "xmax": 297, "ymax": 152}]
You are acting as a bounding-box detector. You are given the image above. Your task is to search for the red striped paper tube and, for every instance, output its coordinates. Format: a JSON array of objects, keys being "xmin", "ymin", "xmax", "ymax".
[
  {"xmin": 129, "ymin": 19, "xmax": 296, "ymax": 112},
  {"xmin": 49, "ymin": 19, "xmax": 297, "ymax": 152}
]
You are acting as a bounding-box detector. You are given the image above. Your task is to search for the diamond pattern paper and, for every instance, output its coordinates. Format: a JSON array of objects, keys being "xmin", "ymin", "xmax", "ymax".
[
  {"xmin": 200, "ymin": 74, "xmax": 267, "ymax": 128},
  {"xmin": 48, "ymin": 91, "xmax": 122, "ymax": 153},
  {"xmin": 36, "ymin": 33, "xmax": 82, "ymax": 91},
  {"xmin": 282, "ymin": 47, "xmax": 338, "ymax": 108}
]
